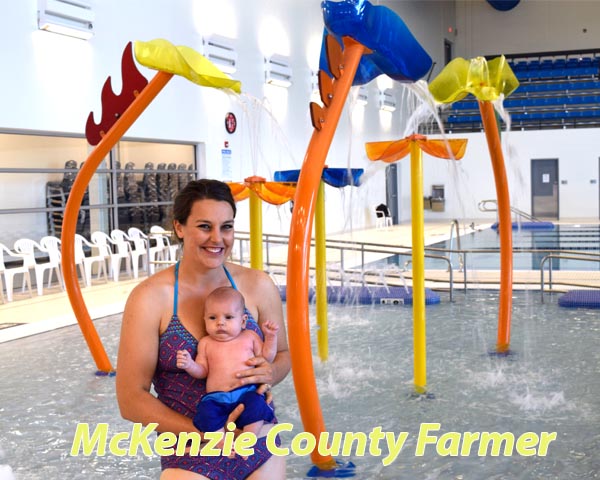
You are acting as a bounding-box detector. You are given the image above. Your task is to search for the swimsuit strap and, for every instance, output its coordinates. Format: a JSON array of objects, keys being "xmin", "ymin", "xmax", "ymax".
[
  {"xmin": 173, "ymin": 261, "xmax": 180, "ymax": 317},
  {"xmin": 223, "ymin": 265, "xmax": 238, "ymax": 290},
  {"xmin": 173, "ymin": 263, "xmax": 234, "ymax": 317}
]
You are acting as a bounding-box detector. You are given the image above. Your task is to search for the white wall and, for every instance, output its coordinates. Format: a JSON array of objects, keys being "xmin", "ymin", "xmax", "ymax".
[
  {"xmin": 1, "ymin": 0, "xmax": 599, "ymax": 242},
  {"xmin": 0, "ymin": 0, "xmax": 454, "ymax": 237},
  {"xmin": 455, "ymin": 0, "xmax": 600, "ymax": 58},
  {"xmin": 405, "ymin": 128, "xmax": 600, "ymax": 222}
]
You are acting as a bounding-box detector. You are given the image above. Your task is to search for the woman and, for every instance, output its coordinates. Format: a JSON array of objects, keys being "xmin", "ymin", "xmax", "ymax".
[{"xmin": 116, "ymin": 179, "xmax": 290, "ymax": 479}]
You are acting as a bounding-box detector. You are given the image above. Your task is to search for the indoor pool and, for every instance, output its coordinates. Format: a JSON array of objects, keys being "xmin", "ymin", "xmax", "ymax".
[
  {"xmin": 369, "ymin": 225, "xmax": 600, "ymax": 272},
  {"xmin": 0, "ymin": 291, "xmax": 599, "ymax": 479}
]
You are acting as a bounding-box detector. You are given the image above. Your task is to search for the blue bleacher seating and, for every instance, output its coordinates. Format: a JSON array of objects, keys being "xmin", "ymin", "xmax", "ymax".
[{"xmin": 441, "ymin": 52, "xmax": 600, "ymax": 133}]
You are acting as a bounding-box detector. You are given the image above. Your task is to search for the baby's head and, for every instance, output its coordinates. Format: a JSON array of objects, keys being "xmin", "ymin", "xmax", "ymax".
[{"xmin": 204, "ymin": 287, "xmax": 248, "ymax": 341}]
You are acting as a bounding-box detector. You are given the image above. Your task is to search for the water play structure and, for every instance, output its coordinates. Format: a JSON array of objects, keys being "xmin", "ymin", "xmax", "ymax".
[
  {"xmin": 275, "ymin": 167, "xmax": 364, "ymax": 362},
  {"xmin": 61, "ymin": 39, "xmax": 243, "ymax": 373},
  {"xmin": 227, "ymin": 176, "xmax": 297, "ymax": 270},
  {"xmin": 57, "ymin": 2, "xmax": 539, "ymax": 478},
  {"xmin": 285, "ymin": 1, "xmax": 434, "ymax": 473},
  {"xmin": 365, "ymin": 135, "xmax": 468, "ymax": 393},
  {"xmin": 429, "ymin": 56, "xmax": 520, "ymax": 353},
  {"xmin": 58, "ymin": 1, "xmax": 446, "ymax": 476}
]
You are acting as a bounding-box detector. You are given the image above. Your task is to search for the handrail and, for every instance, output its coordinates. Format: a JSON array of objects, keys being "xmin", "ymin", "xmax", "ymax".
[
  {"xmin": 232, "ymin": 231, "xmax": 599, "ymax": 299},
  {"xmin": 540, "ymin": 253, "xmax": 600, "ymax": 302},
  {"xmin": 235, "ymin": 231, "xmax": 457, "ymax": 300},
  {"xmin": 478, "ymin": 198, "xmax": 542, "ymax": 223},
  {"xmin": 448, "ymin": 219, "xmax": 464, "ymax": 272}
]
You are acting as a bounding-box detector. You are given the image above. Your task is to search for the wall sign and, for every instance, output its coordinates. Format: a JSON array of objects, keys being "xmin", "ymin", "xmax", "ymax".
[
  {"xmin": 221, "ymin": 148, "xmax": 232, "ymax": 180},
  {"xmin": 225, "ymin": 112, "xmax": 237, "ymax": 134}
]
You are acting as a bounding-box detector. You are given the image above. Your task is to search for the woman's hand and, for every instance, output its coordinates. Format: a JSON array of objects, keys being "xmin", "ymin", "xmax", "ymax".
[
  {"xmin": 236, "ymin": 356, "xmax": 274, "ymax": 402},
  {"xmin": 237, "ymin": 355, "xmax": 273, "ymax": 386}
]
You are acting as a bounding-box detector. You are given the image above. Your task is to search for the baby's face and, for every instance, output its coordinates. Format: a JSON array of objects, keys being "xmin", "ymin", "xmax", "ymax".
[{"xmin": 204, "ymin": 298, "xmax": 246, "ymax": 342}]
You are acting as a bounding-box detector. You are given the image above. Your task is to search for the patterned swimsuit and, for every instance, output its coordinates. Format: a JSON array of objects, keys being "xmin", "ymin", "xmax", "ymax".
[{"xmin": 153, "ymin": 263, "xmax": 275, "ymax": 479}]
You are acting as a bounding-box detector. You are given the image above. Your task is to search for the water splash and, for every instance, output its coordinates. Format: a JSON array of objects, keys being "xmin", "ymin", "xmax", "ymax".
[
  {"xmin": 509, "ymin": 389, "xmax": 572, "ymax": 413},
  {"xmin": 492, "ymin": 95, "xmax": 528, "ymax": 213},
  {"xmin": 402, "ymin": 80, "xmax": 443, "ymax": 138},
  {"xmin": 403, "ymin": 80, "xmax": 476, "ymax": 219},
  {"xmin": 0, "ymin": 465, "xmax": 16, "ymax": 480},
  {"xmin": 0, "ymin": 447, "xmax": 15, "ymax": 480},
  {"xmin": 226, "ymin": 90, "xmax": 300, "ymax": 178}
]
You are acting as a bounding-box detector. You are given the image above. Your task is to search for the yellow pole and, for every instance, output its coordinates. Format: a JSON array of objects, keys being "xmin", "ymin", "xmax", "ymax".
[
  {"xmin": 315, "ymin": 180, "xmax": 328, "ymax": 361},
  {"xmin": 249, "ymin": 188, "xmax": 263, "ymax": 270},
  {"xmin": 410, "ymin": 140, "xmax": 427, "ymax": 394}
]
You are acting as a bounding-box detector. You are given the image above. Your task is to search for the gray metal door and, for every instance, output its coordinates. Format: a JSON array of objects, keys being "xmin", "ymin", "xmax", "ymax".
[
  {"xmin": 385, "ymin": 163, "xmax": 399, "ymax": 224},
  {"xmin": 531, "ymin": 159, "xmax": 559, "ymax": 219}
]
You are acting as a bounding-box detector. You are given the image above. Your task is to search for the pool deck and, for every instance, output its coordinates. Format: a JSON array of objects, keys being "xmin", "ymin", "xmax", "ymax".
[{"xmin": 1, "ymin": 219, "xmax": 598, "ymax": 343}]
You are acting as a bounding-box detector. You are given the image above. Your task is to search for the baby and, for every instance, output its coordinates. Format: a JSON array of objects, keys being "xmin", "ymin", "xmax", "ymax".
[{"xmin": 176, "ymin": 286, "xmax": 279, "ymax": 441}]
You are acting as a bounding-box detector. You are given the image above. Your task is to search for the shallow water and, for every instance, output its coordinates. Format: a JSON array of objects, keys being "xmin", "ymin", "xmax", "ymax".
[
  {"xmin": 1, "ymin": 290, "xmax": 599, "ymax": 479},
  {"xmin": 370, "ymin": 225, "xmax": 600, "ymax": 271}
]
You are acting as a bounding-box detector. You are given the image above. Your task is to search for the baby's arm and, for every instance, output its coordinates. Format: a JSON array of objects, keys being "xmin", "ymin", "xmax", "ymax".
[
  {"xmin": 260, "ymin": 320, "xmax": 279, "ymax": 363},
  {"xmin": 176, "ymin": 340, "xmax": 208, "ymax": 379}
]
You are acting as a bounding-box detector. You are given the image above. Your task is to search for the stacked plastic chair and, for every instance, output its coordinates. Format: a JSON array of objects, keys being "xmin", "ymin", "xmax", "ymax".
[{"xmin": 143, "ymin": 162, "xmax": 160, "ymax": 226}]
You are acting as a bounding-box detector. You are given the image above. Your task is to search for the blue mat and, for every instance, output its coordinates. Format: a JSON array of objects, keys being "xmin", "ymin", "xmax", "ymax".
[
  {"xmin": 558, "ymin": 290, "xmax": 600, "ymax": 309},
  {"xmin": 279, "ymin": 286, "xmax": 440, "ymax": 305},
  {"xmin": 491, "ymin": 221, "xmax": 555, "ymax": 230}
]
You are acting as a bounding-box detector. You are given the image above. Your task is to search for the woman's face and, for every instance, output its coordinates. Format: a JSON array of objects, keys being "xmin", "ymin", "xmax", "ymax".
[{"xmin": 174, "ymin": 199, "xmax": 235, "ymax": 269}]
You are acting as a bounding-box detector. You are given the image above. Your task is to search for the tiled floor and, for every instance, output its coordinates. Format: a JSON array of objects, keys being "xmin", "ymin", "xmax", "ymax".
[
  {"xmin": 1, "ymin": 219, "xmax": 598, "ymax": 343},
  {"xmin": 0, "ymin": 276, "xmax": 140, "ymax": 343}
]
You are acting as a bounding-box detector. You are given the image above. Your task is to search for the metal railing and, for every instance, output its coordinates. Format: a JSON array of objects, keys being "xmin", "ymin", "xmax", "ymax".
[
  {"xmin": 234, "ymin": 230, "xmax": 600, "ymax": 301},
  {"xmin": 235, "ymin": 231, "xmax": 457, "ymax": 300},
  {"xmin": 540, "ymin": 252, "xmax": 600, "ymax": 302},
  {"xmin": 478, "ymin": 199, "xmax": 542, "ymax": 223},
  {"xmin": 448, "ymin": 219, "xmax": 464, "ymax": 272}
]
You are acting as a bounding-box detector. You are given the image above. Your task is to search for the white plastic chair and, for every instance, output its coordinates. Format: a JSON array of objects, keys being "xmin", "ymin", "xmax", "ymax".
[
  {"xmin": 128, "ymin": 227, "xmax": 165, "ymax": 275},
  {"xmin": 74, "ymin": 234, "xmax": 108, "ymax": 287},
  {"xmin": 150, "ymin": 225, "xmax": 179, "ymax": 263},
  {"xmin": 40, "ymin": 236, "xmax": 65, "ymax": 292},
  {"xmin": 111, "ymin": 229, "xmax": 147, "ymax": 279},
  {"xmin": 91, "ymin": 231, "xmax": 132, "ymax": 282},
  {"xmin": 0, "ymin": 243, "xmax": 33, "ymax": 302},
  {"xmin": 374, "ymin": 204, "xmax": 393, "ymax": 229},
  {"xmin": 126, "ymin": 227, "xmax": 151, "ymax": 277},
  {"xmin": 14, "ymin": 237, "xmax": 63, "ymax": 296}
]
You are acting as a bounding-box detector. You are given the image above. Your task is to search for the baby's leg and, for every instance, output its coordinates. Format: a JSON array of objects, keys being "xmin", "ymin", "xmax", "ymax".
[
  {"xmin": 242, "ymin": 420, "xmax": 265, "ymax": 437},
  {"xmin": 212, "ymin": 427, "xmax": 226, "ymax": 450}
]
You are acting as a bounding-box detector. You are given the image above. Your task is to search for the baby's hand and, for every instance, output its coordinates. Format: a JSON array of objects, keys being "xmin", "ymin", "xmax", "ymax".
[
  {"xmin": 176, "ymin": 350, "xmax": 192, "ymax": 369},
  {"xmin": 262, "ymin": 320, "xmax": 279, "ymax": 338}
]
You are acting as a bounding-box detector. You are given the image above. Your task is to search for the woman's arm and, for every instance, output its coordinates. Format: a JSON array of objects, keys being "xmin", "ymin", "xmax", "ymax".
[
  {"xmin": 115, "ymin": 279, "xmax": 198, "ymax": 435},
  {"xmin": 235, "ymin": 267, "xmax": 290, "ymax": 388}
]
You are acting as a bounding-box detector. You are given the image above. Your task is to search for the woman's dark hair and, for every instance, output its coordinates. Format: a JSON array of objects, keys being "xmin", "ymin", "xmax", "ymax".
[{"xmin": 172, "ymin": 179, "xmax": 236, "ymax": 226}]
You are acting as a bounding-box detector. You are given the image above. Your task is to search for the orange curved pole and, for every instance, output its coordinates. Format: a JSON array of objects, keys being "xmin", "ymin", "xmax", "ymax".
[
  {"xmin": 287, "ymin": 38, "xmax": 365, "ymax": 470},
  {"xmin": 479, "ymin": 100, "xmax": 512, "ymax": 352},
  {"xmin": 61, "ymin": 71, "xmax": 173, "ymax": 373}
]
